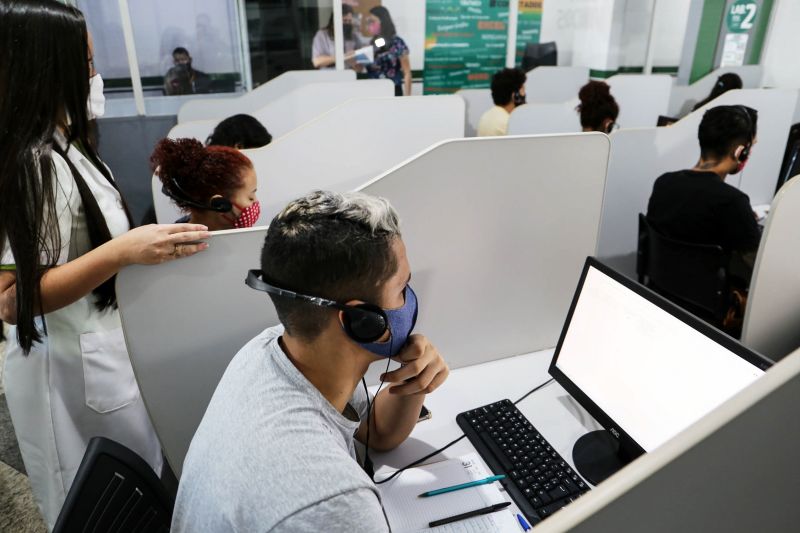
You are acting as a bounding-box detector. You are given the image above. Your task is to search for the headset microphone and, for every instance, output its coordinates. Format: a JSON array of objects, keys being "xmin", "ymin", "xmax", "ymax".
[{"xmin": 162, "ymin": 178, "xmax": 233, "ymax": 213}]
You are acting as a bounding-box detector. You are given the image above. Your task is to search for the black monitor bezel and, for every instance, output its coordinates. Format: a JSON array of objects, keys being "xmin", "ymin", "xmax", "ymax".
[{"xmin": 548, "ymin": 257, "xmax": 772, "ymax": 458}]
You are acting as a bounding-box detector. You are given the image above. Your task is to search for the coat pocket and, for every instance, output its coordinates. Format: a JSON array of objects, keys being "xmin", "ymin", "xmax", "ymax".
[{"xmin": 79, "ymin": 327, "xmax": 139, "ymax": 413}]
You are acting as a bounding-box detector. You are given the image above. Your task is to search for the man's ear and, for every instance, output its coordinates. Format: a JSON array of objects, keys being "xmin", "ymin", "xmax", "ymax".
[{"xmin": 733, "ymin": 145, "xmax": 745, "ymax": 161}]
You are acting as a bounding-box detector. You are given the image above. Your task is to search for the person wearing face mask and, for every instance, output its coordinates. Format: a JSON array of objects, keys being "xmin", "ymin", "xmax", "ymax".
[
  {"xmin": 312, "ymin": 5, "xmax": 367, "ymax": 70},
  {"xmin": 153, "ymin": 138, "xmax": 260, "ymax": 230},
  {"xmin": 576, "ymin": 80, "xmax": 620, "ymax": 134},
  {"xmin": 477, "ymin": 67, "xmax": 527, "ymax": 137},
  {"xmin": 164, "ymin": 46, "xmax": 211, "ymax": 95},
  {"xmin": 365, "ymin": 6, "xmax": 412, "ymax": 96},
  {"xmin": 647, "ymin": 105, "xmax": 761, "ymax": 293},
  {"xmin": 0, "ymin": 2, "xmax": 211, "ymax": 528},
  {"xmin": 171, "ymin": 191, "xmax": 449, "ymax": 533}
]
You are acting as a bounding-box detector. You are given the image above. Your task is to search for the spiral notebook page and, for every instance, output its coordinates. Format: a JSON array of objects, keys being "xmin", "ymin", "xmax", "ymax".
[{"xmin": 377, "ymin": 453, "xmax": 519, "ymax": 532}]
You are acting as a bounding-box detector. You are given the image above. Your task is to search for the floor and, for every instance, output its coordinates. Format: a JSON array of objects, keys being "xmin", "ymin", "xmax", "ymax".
[{"xmin": 0, "ymin": 335, "xmax": 47, "ymax": 532}]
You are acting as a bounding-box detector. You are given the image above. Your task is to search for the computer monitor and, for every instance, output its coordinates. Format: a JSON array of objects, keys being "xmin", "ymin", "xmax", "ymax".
[
  {"xmin": 549, "ymin": 258, "xmax": 771, "ymax": 485},
  {"xmin": 521, "ymin": 41, "xmax": 557, "ymax": 72}
]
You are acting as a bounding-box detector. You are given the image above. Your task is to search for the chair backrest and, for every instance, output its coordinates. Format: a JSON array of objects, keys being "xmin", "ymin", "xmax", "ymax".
[
  {"xmin": 522, "ymin": 41, "xmax": 557, "ymax": 71},
  {"xmin": 637, "ymin": 214, "xmax": 729, "ymax": 322},
  {"xmin": 53, "ymin": 437, "xmax": 173, "ymax": 533}
]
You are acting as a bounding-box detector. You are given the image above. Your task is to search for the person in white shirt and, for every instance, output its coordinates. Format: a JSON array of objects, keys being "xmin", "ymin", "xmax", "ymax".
[
  {"xmin": 477, "ymin": 67, "xmax": 527, "ymax": 137},
  {"xmin": 312, "ymin": 5, "xmax": 368, "ymax": 70}
]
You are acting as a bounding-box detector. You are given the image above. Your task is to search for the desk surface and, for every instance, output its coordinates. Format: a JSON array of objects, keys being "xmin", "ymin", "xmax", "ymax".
[{"xmin": 371, "ymin": 349, "xmax": 602, "ymax": 518}]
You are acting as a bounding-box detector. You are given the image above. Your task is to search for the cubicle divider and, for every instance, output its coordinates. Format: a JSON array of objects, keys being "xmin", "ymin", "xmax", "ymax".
[
  {"xmin": 154, "ymin": 95, "xmax": 466, "ymax": 224},
  {"xmin": 536, "ymin": 346, "xmax": 800, "ymax": 533},
  {"xmin": 458, "ymin": 66, "xmax": 589, "ymax": 137},
  {"xmin": 597, "ymin": 89, "xmax": 798, "ymax": 275},
  {"xmin": 121, "ymin": 133, "xmax": 609, "ymax": 474},
  {"xmin": 166, "ymin": 80, "xmax": 394, "ymax": 144},
  {"xmin": 606, "ymin": 74, "xmax": 673, "ymax": 128},
  {"xmin": 668, "ymin": 66, "xmax": 763, "ymax": 117},
  {"xmin": 741, "ymin": 175, "xmax": 800, "ymax": 362},
  {"xmin": 176, "ymin": 70, "xmax": 355, "ymax": 123},
  {"xmin": 507, "ymin": 100, "xmax": 580, "ymax": 135}
]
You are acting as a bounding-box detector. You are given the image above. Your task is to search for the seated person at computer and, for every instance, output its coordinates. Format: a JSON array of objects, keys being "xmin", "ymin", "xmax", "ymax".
[
  {"xmin": 647, "ymin": 105, "xmax": 761, "ymax": 286},
  {"xmin": 576, "ymin": 81, "xmax": 619, "ymax": 133},
  {"xmin": 477, "ymin": 67, "xmax": 527, "ymax": 137},
  {"xmin": 152, "ymin": 138, "xmax": 260, "ymax": 229},
  {"xmin": 206, "ymin": 114, "xmax": 273, "ymax": 149},
  {"xmin": 171, "ymin": 191, "xmax": 450, "ymax": 532},
  {"xmin": 164, "ymin": 47, "xmax": 211, "ymax": 95},
  {"xmin": 692, "ymin": 73, "xmax": 743, "ymax": 112}
]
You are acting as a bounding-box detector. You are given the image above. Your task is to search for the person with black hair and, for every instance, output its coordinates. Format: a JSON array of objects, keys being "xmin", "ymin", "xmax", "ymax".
[
  {"xmin": 206, "ymin": 114, "xmax": 272, "ymax": 149},
  {"xmin": 312, "ymin": 5, "xmax": 367, "ymax": 70},
  {"xmin": 0, "ymin": 2, "xmax": 211, "ymax": 527},
  {"xmin": 477, "ymin": 67, "xmax": 527, "ymax": 137},
  {"xmin": 647, "ymin": 105, "xmax": 761, "ymax": 287},
  {"xmin": 577, "ymin": 80, "xmax": 620, "ymax": 133},
  {"xmin": 692, "ymin": 73, "xmax": 743, "ymax": 112},
  {"xmin": 366, "ymin": 6, "xmax": 412, "ymax": 96},
  {"xmin": 172, "ymin": 191, "xmax": 449, "ymax": 532},
  {"xmin": 164, "ymin": 46, "xmax": 211, "ymax": 95}
]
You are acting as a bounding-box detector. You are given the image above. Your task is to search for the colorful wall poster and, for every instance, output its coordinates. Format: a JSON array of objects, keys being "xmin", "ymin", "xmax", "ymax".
[{"xmin": 515, "ymin": 0, "xmax": 543, "ymax": 66}]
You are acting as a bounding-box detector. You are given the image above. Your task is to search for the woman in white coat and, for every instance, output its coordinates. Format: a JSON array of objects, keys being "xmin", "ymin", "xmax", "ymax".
[{"xmin": 0, "ymin": 1, "xmax": 210, "ymax": 528}]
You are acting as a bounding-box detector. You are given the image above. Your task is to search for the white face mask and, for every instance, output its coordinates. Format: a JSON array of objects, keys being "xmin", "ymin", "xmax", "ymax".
[{"xmin": 88, "ymin": 74, "xmax": 106, "ymax": 119}]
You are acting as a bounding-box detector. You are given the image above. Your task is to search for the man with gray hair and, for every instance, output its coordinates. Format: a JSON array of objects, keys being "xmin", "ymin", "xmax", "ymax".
[{"xmin": 172, "ymin": 191, "xmax": 449, "ymax": 532}]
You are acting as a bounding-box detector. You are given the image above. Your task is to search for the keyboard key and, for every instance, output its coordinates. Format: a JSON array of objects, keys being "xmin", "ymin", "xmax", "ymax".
[
  {"xmin": 549, "ymin": 485, "xmax": 570, "ymax": 501},
  {"xmin": 479, "ymin": 431, "xmax": 513, "ymax": 471}
]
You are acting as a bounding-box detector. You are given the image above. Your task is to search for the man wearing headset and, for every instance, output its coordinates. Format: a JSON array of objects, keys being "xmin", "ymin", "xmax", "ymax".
[
  {"xmin": 477, "ymin": 67, "xmax": 527, "ymax": 137},
  {"xmin": 172, "ymin": 191, "xmax": 449, "ymax": 532},
  {"xmin": 646, "ymin": 105, "xmax": 762, "ymax": 286}
]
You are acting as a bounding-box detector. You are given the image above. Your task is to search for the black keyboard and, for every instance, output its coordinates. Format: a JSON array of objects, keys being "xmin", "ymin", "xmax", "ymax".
[{"xmin": 457, "ymin": 399, "xmax": 590, "ymax": 526}]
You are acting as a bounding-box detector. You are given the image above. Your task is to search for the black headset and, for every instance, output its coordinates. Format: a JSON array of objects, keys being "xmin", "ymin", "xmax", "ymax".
[
  {"xmin": 733, "ymin": 105, "xmax": 754, "ymax": 163},
  {"xmin": 162, "ymin": 177, "xmax": 233, "ymax": 213},
  {"xmin": 245, "ymin": 270, "xmax": 389, "ymax": 343}
]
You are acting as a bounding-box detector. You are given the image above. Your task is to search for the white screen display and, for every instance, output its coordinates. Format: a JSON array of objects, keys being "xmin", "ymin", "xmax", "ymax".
[{"xmin": 555, "ymin": 266, "xmax": 764, "ymax": 452}]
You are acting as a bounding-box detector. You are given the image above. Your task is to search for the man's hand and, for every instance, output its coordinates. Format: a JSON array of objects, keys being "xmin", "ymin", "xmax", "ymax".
[{"xmin": 380, "ymin": 334, "xmax": 449, "ymax": 395}]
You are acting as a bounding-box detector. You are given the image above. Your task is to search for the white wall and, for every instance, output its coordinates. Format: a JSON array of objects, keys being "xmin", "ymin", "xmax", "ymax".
[
  {"xmin": 650, "ymin": 0, "xmax": 692, "ymax": 68},
  {"xmin": 762, "ymin": 0, "xmax": 800, "ymax": 89}
]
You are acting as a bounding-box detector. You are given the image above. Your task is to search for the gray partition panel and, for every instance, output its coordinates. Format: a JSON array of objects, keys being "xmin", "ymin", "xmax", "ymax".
[
  {"xmin": 361, "ymin": 134, "xmax": 609, "ymax": 369},
  {"xmin": 536, "ymin": 349, "xmax": 800, "ymax": 533},
  {"xmin": 117, "ymin": 228, "xmax": 275, "ymax": 475}
]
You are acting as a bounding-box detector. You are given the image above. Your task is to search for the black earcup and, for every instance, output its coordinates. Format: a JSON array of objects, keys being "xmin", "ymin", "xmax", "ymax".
[
  {"xmin": 342, "ymin": 304, "xmax": 388, "ymax": 343},
  {"xmin": 209, "ymin": 197, "xmax": 233, "ymax": 213}
]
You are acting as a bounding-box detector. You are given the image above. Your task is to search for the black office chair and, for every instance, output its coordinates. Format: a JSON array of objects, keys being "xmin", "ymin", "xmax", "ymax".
[
  {"xmin": 637, "ymin": 214, "xmax": 730, "ymax": 325},
  {"xmin": 53, "ymin": 437, "xmax": 174, "ymax": 533},
  {"xmin": 521, "ymin": 41, "xmax": 557, "ymax": 71}
]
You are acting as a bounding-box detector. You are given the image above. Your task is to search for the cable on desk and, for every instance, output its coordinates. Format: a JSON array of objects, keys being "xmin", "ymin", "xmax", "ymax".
[{"xmin": 373, "ymin": 377, "xmax": 556, "ymax": 485}]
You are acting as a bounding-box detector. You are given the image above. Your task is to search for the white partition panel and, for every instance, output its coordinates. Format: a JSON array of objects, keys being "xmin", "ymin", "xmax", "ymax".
[
  {"xmin": 167, "ymin": 80, "xmax": 394, "ymax": 144},
  {"xmin": 117, "ymin": 228, "xmax": 275, "ymax": 475},
  {"xmin": 741, "ymin": 176, "xmax": 800, "ymax": 362},
  {"xmin": 457, "ymin": 89, "xmax": 494, "ymax": 137},
  {"xmin": 597, "ymin": 89, "xmax": 798, "ymax": 273},
  {"xmin": 507, "ymin": 100, "xmax": 581, "ymax": 135},
  {"xmin": 155, "ymin": 95, "xmax": 465, "ymax": 224},
  {"xmin": 525, "ymin": 66, "xmax": 589, "ymax": 103},
  {"xmin": 360, "ymin": 134, "xmax": 609, "ymax": 370},
  {"xmin": 606, "ymin": 74, "xmax": 673, "ymax": 128},
  {"xmin": 177, "ymin": 70, "xmax": 355, "ymax": 123},
  {"xmin": 536, "ymin": 347, "xmax": 800, "ymax": 533},
  {"xmin": 669, "ymin": 66, "xmax": 763, "ymax": 117}
]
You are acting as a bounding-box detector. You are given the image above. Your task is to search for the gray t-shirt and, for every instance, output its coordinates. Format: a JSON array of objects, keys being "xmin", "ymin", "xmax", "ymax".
[
  {"xmin": 171, "ymin": 325, "xmax": 389, "ymax": 532},
  {"xmin": 312, "ymin": 29, "xmax": 365, "ymax": 69}
]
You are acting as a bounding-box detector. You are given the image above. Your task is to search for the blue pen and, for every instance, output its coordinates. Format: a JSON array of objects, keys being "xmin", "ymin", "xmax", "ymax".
[
  {"xmin": 418, "ymin": 474, "xmax": 506, "ymax": 497},
  {"xmin": 517, "ymin": 513, "xmax": 531, "ymax": 531}
]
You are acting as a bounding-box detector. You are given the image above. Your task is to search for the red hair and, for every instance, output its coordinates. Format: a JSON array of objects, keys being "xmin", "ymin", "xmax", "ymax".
[{"xmin": 151, "ymin": 138, "xmax": 253, "ymax": 209}]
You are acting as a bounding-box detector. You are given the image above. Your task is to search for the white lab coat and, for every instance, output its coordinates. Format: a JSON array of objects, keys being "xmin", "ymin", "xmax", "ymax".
[{"xmin": 1, "ymin": 138, "xmax": 162, "ymax": 530}]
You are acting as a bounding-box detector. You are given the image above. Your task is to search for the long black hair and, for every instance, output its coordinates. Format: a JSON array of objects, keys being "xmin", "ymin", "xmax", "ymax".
[
  {"xmin": 370, "ymin": 5, "xmax": 397, "ymax": 44},
  {"xmin": 693, "ymin": 73, "xmax": 743, "ymax": 111},
  {"xmin": 325, "ymin": 4, "xmax": 353, "ymax": 39},
  {"xmin": 0, "ymin": 0, "xmax": 133, "ymax": 353}
]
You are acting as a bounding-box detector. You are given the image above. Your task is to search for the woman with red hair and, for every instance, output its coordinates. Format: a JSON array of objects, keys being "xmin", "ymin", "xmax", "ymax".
[{"xmin": 153, "ymin": 138, "xmax": 260, "ymax": 230}]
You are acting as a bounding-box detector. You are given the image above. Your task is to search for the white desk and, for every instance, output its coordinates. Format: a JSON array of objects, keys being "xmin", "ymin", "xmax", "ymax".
[{"xmin": 371, "ymin": 349, "xmax": 601, "ymax": 519}]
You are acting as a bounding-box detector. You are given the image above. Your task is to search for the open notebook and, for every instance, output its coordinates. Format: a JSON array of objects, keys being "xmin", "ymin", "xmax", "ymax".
[{"xmin": 377, "ymin": 453, "xmax": 520, "ymax": 532}]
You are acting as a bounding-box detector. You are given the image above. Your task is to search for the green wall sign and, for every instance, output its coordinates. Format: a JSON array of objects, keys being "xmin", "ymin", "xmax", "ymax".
[
  {"xmin": 726, "ymin": 0, "xmax": 758, "ymax": 33},
  {"xmin": 515, "ymin": 0, "xmax": 543, "ymax": 66},
  {"xmin": 423, "ymin": 0, "xmax": 509, "ymax": 95}
]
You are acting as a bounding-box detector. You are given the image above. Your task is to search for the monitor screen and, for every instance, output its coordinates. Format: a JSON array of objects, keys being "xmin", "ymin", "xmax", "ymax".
[{"xmin": 551, "ymin": 261, "xmax": 768, "ymax": 453}]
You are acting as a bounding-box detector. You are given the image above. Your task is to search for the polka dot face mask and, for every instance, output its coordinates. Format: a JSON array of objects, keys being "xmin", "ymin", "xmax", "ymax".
[{"xmin": 226, "ymin": 201, "xmax": 261, "ymax": 228}]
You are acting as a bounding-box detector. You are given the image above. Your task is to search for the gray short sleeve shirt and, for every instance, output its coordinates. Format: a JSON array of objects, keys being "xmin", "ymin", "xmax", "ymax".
[{"xmin": 171, "ymin": 325, "xmax": 389, "ymax": 532}]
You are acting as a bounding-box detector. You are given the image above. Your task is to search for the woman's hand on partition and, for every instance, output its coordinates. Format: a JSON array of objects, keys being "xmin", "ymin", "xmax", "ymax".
[{"xmin": 112, "ymin": 224, "xmax": 211, "ymax": 267}]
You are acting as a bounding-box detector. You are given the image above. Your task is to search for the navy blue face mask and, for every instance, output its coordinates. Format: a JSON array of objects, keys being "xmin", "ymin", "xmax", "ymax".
[{"xmin": 358, "ymin": 285, "xmax": 418, "ymax": 358}]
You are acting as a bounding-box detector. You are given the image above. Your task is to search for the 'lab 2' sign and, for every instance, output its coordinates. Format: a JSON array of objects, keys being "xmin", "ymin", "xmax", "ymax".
[{"xmin": 727, "ymin": 0, "xmax": 758, "ymax": 33}]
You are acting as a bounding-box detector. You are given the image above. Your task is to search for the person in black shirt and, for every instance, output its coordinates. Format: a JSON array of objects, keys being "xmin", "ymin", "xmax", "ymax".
[{"xmin": 647, "ymin": 105, "xmax": 761, "ymax": 286}]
